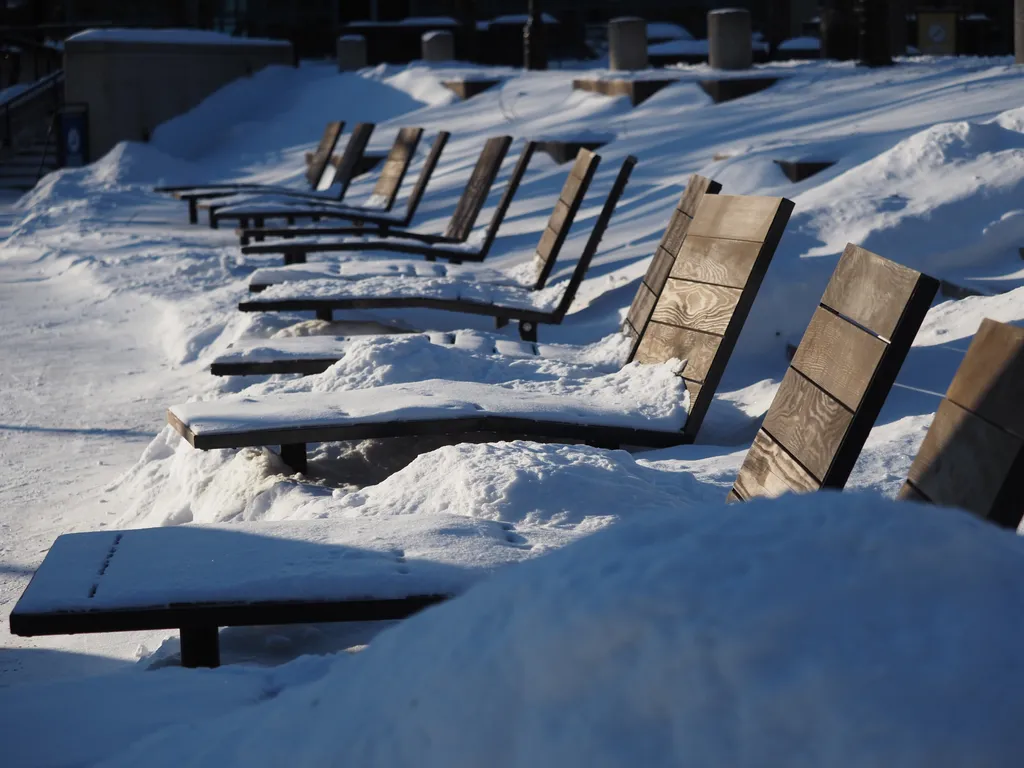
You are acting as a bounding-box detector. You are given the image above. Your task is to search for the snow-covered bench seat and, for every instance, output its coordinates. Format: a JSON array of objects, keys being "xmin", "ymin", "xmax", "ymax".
[
  {"xmin": 177, "ymin": 190, "xmax": 795, "ymax": 470},
  {"xmin": 237, "ymin": 155, "xmax": 633, "ymax": 341},
  {"xmin": 214, "ymin": 174, "xmax": 722, "ymax": 376}
]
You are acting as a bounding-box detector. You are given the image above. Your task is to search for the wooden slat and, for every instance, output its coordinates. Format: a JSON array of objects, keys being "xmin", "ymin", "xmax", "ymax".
[
  {"xmin": 558, "ymin": 173, "xmax": 585, "ymax": 208},
  {"xmin": 650, "ymin": 279, "xmax": 741, "ymax": 336},
  {"xmin": 820, "ymin": 243, "xmax": 925, "ymax": 340},
  {"xmin": 305, "ymin": 121, "xmax": 344, "ymax": 187},
  {"xmin": 633, "ymin": 321, "xmax": 721, "ymax": 381},
  {"xmin": 725, "ymin": 489, "xmax": 743, "ymax": 503},
  {"xmin": 790, "ymin": 307, "xmax": 888, "ymax": 412},
  {"xmin": 682, "ymin": 379, "xmax": 702, "ymax": 412},
  {"xmin": 896, "ymin": 482, "xmax": 930, "ymax": 503},
  {"xmin": 733, "ymin": 429, "xmax": 821, "ymax": 500},
  {"xmin": 444, "ymin": 135, "xmax": 511, "ymax": 241},
  {"xmin": 568, "ymin": 149, "xmax": 598, "ymax": 181},
  {"xmin": 643, "ymin": 247, "xmax": 676, "ymax": 294},
  {"xmin": 546, "ymin": 199, "xmax": 573, "ymax": 236},
  {"xmin": 669, "ymin": 235, "xmax": 765, "ymax": 289},
  {"xmin": 678, "ymin": 174, "xmax": 722, "ymax": 217},
  {"xmin": 658, "ymin": 208, "xmax": 693, "ymax": 256},
  {"xmin": 334, "ymin": 123, "xmax": 375, "ymax": 189},
  {"xmin": 534, "ymin": 226, "xmax": 560, "ymax": 264},
  {"xmin": 625, "ymin": 283, "xmax": 657, "ymax": 335},
  {"xmin": 905, "ymin": 398, "xmax": 1024, "ymax": 524},
  {"xmin": 687, "ymin": 195, "xmax": 783, "ymax": 242},
  {"xmin": 945, "ymin": 318, "xmax": 1024, "ymax": 440},
  {"xmin": 372, "ymin": 128, "xmax": 421, "ymax": 199},
  {"xmin": 761, "ymin": 368, "xmax": 854, "ymax": 482}
]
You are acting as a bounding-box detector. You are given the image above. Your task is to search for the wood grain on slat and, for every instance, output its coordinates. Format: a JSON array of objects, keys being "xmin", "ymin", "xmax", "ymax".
[
  {"xmin": 632, "ymin": 321, "xmax": 721, "ymax": 381},
  {"xmin": 790, "ymin": 307, "xmax": 888, "ymax": 412},
  {"xmin": 625, "ymin": 284, "xmax": 657, "ymax": 335},
  {"xmin": 905, "ymin": 398, "xmax": 1024, "ymax": 522},
  {"xmin": 669, "ymin": 236, "xmax": 765, "ymax": 288},
  {"xmin": 821, "ymin": 243, "xmax": 924, "ymax": 339},
  {"xmin": 946, "ymin": 318, "xmax": 1024, "ymax": 439},
  {"xmin": 659, "ymin": 208, "xmax": 693, "ymax": 256},
  {"xmin": 733, "ymin": 429, "xmax": 821, "ymax": 500},
  {"xmin": 761, "ymin": 368, "xmax": 853, "ymax": 482},
  {"xmin": 643, "ymin": 248, "xmax": 676, "ymax": 294},
  {"xmin": 444, "ymin": 135, "xmax": 511, "ymax": 241},
  {"xmin": 651, "ymin": 279, "xmax": 740, "ymax": 335},
  {"xmin": 678, "ymin": 174, "xmax": 722, "ymax": 217},
  {"xmin": 546, "ymin": 200, "xmax": 573, "ymax": 236},
  {"xmin": 687, "ymin": 195, "xmax": 782, "ymax": 242},
  {"xmin": 568, "ymin": 149, "xmax": 597, "ymax": 181}
]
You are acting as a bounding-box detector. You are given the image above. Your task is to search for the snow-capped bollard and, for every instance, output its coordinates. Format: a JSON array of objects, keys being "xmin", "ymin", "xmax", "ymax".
[
  {"xmin": 422, "ymin": 30, "xmax": 455, "ymax": 62},
  {"xmin": 337, "ymin": 35, "xmax": 367, "ymax": 71},
  {"xmin": 708, "ymin": 8, "xmax": 752, "ymax": 70},
  {"xmin": 608, "ymin": 17, "xmax": 648, "ymax": 71}
]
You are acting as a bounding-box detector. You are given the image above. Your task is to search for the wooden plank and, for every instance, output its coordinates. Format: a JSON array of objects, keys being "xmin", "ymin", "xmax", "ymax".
[
  {"xmin": 761, "ymin": 368, "xmax": 854, "ymax": 482},
  {"xmin": 725, "ymin": 489, "xmax": 743, "ymax": 503},
  {"xmin": 896, "ymin": 481, "xmax": 930, "ymax": 503},
  {"xmin": 558, "ymin": 173, "xmax": 586, "ymax": 209},
  {"xmin": 568, "ymin": 149, "xmax": 598, "ymax": 181},
  {"xmin": 687, "ymin": 195, "xmax": 783, "ymax": 243},
  {"xmin": 678, "ymin": 174, "xmax": 722, "ymax": 217},
  {"xmin": 444, "ymin": 135, "xmax": 511, "ymax": 241},
  {"xmin": 820, "ymin": 244, "xmax": 925, "ymax": 340},
  {"xmin": 658, "ymin": 208, "xmax": 693, "ymax": 256},
  {"xmin": 945, "ymin": 319, "xmax": 1024, "ymax": 440},
  {"xmin": 633, "ymin": 321, "xmax": 721, "ymax": 381},
  {"xmin": 669, "ymin": 235, "xmax": 765, "ymax": 289},
  {"xmin": 682, "ymin": 379, "xmax": 702, "ymax": 413},
  {"xmin": 625, "ymin": 283, "xmax": 657, "ymax": 335},
  {"xmin": 546, "ymin": 200, "xmax": 573, "ymax": 237},
  {"xmin": 333, "ymin": 123, "xmax": 375, "ymax": 191},
  {"xmin": 904, "ymin": 398, "xmax": 1024, "ymax": 526},
  {"xmin": 732, "ymin": 428, "xmax": 821, "ymax": 501},
  {"xmin": 643, "ymin": 247, "xmax": 676, "ymax": 294},
  {"xmin": 305, "ymin": 121, "xmax": 344, "ymax": 187},
  {"xmin": 534, "ymin": 226, "xmax": 561, "ymax": 266},
  {"xmin": 790, "ymin": 307, "xmax": 888, "ymax": 412},
  {"xmin": 650, "ymin": 279, "xmax": 741, "ymax": 336}
]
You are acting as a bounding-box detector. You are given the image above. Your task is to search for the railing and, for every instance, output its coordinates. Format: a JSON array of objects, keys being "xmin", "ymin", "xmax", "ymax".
[{"xmin": 0, "ymin": 69, "xmax": 63, "ymax": 150}]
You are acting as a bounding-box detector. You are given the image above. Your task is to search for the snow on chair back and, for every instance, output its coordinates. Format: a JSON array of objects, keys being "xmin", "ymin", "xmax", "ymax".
[
  {"xmin": 528, "ymin": 148, "xmax": 602, "ymax": 291},
  {"xmin": 369, "ymin": 127, "xmax": 424, "ymax": 212},
  {"xmin": 623, "ymin": 174, "xmax": 722, "ymax": 359},
  {"xmin": 632, "ymin": 194, "xmax": 794, "ymax": 442},
  {"xmin": 323, "ymin": 122, "xmax": 376, "ymax": 196},
  {"xmin": 730, "ymin": 244, "xmax": 939, "ymax": 502},
  {"xmin": 305, "ymin": 121, "xmax": 345, "ymax": 190},
  {"xmin": 898, "ymin": 319, "xmax": 1024, "ymax": 528},
  {"xmin": 442, "ymin": 136, "xmax": 513, "ymax": 242}
]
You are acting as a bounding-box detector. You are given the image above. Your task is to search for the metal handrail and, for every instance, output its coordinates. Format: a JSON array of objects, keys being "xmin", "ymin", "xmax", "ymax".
[{"xmin": 1, "ymin": 69, "xmax": 63, "ymax": 149}]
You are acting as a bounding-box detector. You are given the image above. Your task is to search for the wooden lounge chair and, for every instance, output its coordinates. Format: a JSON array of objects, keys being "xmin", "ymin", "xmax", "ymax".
[
  {"xmin": 153, "ymin": 121, "xmax": 345, "ymax": 224},
  {"xmin": 897, "ymin": 318, "xmax": 1024, "ymax": 528},
  {"xmin": 236, "ymin": 149, "xmax": 610, "ymax": 341},
  {"xmin": 210, "ymin": 133, "xmax": 512, "ymax": 240},
  {"xmin": 171, "ymin": 188, "xmax": 792, "ymax": 474},
  {"xmin": 202, "ymin": 122, "xmax": 377, "ymax": 227},
  {"xmin": 230, "ymin": 136, "xmax": 523, "ymax": 262},
  {"xmin": 235, "ymin": 127, "xmax": 438, "ymax": 246},
  {"xmin": 211, "ymin": 174, "xmax": 722, "ymax": 376},
  {"xmin": 728, "ymin": 244, "xmax": 939, "ymax": 501}
]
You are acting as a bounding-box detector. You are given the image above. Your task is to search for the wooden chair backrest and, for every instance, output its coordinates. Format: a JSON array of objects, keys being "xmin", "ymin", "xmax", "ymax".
[
  {"xmin": 442, "ymin": 135, "xmax": 513, "ymax": 242},
  {"xmin": 369, "ymin": 127, "xmax": 424, "ymax": 210},
  {"xmin": 399, "ymin": 130, "xmax": 450, "ymax": 223},
  {"xmin": 632, "ymin": 193, "xmax": 795, "ymax": 442},
  {"xmin": 529, "ymin": 148, "xmax": 601, "ymax": 290},
  {"xmin": 549, "ymin": 155, "xmax": 638, "ymax": 318},
  {"xmin": 474, "ymin": 140, "xmax": 537, "ymax": 259},
  {"xmin": 328, "ymin": 122, "xmax": 375, "ymax": 197},
  {"xmin": 730, "ymin": 244, "xmax": 939, "ymax": 501},
  {"xmin": 305, "ymin": 121, "xmax": 345, "ymax": 189},
  {"xmin": 623, "ymin": 174, "xmax": 722, "ymax": 359},
  {"xmin": 898, "ymin": 318, "xmax": 1024, "ymax": 528}
]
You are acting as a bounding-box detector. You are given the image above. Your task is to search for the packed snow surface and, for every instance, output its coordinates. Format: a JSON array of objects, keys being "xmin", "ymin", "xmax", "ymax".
[{"xmin": 2, "ymin": 54, "xmax": 1024, "ymax": 766}]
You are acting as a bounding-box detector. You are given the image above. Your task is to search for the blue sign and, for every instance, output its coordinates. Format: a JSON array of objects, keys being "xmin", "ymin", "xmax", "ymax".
[{"xmin": 59, "ymin": 105, "xmax": 89, "ymax": 168}]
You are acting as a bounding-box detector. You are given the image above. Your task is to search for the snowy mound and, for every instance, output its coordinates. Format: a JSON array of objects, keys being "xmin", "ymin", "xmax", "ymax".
[{"xmin": 104, "ymin": 492, "xmax": 1024, "ymax": 766}]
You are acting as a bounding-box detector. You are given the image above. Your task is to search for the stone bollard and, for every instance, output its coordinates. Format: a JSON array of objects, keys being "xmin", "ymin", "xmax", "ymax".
[
  {"xmin": 608, "ymin": 17, "xmax": 648, "ymax": 71},
  {"xmin": 708, "ymin": 8, "xmax": 752, "ymax": 70},
  {"xmin": 337, "ymin": 35, "xmax": 367, "ymax": 71},
  {"xmin": 422, "ymin": 30, "xmax": 455, "ymax": 62}
]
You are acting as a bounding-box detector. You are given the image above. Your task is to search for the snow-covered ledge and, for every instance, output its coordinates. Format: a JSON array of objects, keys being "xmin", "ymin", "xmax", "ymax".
[{"xmin": 64, "ymin": 28, "xmax": 293, "ymax": 160}]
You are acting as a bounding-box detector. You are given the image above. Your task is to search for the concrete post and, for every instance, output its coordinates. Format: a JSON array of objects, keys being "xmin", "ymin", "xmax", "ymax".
[
  {"xmin": 422, "ymin": 30, "xmax": 455, "ymax": 62},
  {"xmin": 608, "ymin": 17, "xmax": 648, "ymax": 71},
  {"xmin": 337, "ymin": 35, "xmax": 367, "ymax": 71},
  {"xmin": 708, "ymin": 8, "xmax": 752, "ymax": 70},
  {"xmin": 1017, "ymin": 0, "xmax": 1024, "ymax": 63}
]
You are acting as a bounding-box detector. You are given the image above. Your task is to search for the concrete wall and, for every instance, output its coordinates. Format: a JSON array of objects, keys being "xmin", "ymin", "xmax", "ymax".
[{"xmin": 64, "ymin": 34, "xmax": 293, "ymax": 161}]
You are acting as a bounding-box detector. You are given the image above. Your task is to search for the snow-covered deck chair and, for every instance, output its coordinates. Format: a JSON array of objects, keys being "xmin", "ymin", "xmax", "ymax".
[
  {"xmin": 211, "ymin": 173, "xmax": 722, "ymax": 376},
  {"xmin": 203, "ymin": 122, "xmax": 377, "ymax": 227},
  {"xmin": 728, "ymin": 244, "xmax": 939, "ymax": 502},
  {"xmin": 233, "ymin": 136, "xmax": 524, "ymax": 264},
  {"xmin": 897, "ymin": 318, "xmax": 1024, "ymax": 529},
  {"xmin": 237, "ymin": 149, "xmax": 611, "ymax": 342},
  {"xmin": 170, "ymin": 189, "xmax": 793, "ymax": 474},
  {"xmin": 235, "ymin": 127, "xmax": 437, "ymax": 246},
  {"xmin": 153, "ymin": 121, "xmax": 345, "ymax": 224}
]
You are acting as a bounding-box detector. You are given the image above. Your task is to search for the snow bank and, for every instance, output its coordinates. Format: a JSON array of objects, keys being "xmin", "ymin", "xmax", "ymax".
[
  {"xmin": 103, "ymin": 492, "xmax": 1024, "ymax": 767},
  {"xmin": 68, "ymin": 28, "xmax": 290, "ymax": 46}
]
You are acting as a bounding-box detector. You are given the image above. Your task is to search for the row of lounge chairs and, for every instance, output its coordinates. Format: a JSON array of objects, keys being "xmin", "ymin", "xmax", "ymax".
[{"xmin": 10, "ymin": 121, "xmax": 1022, "ymax": 668}]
